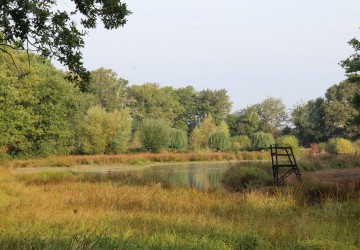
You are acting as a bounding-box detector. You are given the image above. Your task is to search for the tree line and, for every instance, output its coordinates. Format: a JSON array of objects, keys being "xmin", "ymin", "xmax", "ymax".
[{"xmin": 0, "ymin": 43, "xmax": 359, "ymax": 158}]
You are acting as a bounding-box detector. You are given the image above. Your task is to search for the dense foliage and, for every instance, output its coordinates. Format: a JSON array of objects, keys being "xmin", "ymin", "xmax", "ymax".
[
  {"xmin": 326, "ymin": 138, "xmax": 354, "ymax": 155},
  {"xmin": 140, "ymin": 119, "xmax": 170, "ymax": 153},
  {"xmin": 168, "ymin": 128, "xmax": 188, "ymax": 149},
  {"xmin": 230, "ymin": 135, "xmax": 251, "ymax": 152},
  {"xmin": 0, "ymin": 50, "xmax": 92, "ymax": 157},
  {"xmin": 1, "ymin": 30, "xmax": 360, "ymax": 157},
  {"xmin": 208, "ymin": 130, "xmax": 230, "ymax": 151},
  {"xmin": 77, "ymin": 106, "xmax": 132, "ymax": 154},
  {"xmin": 250, "ymin": 132, "xmax": 275, "ymax": 150},
  {"xmin": 275, "ymin": 135, "xmax": 301, "ymax": 157},
  {"xmin": 0, "ymin": 0, "xmax": 131, "ymax": 90}
]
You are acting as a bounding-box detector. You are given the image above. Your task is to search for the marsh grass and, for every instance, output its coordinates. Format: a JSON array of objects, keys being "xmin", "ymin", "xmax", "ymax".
[
  {"xmin": 5, "ymin": 151, "xmax": 270, "ymax": 169},
  {"xmin": 0, "ymin": 166, "xmax": 359, "ymax": 249},
  {"xmin": 298, "ymin": 153, "xmax": 360, "ymax": 171}
]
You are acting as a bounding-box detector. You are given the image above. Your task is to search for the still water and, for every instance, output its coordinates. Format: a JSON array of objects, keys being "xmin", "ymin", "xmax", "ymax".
[
  {"xmin": 14, "ymin": 161, "xmax": 269, "ymax": 189},
  {"xmin": 127, "ymin": 162, "xmax": 231, "ymax": 189}
]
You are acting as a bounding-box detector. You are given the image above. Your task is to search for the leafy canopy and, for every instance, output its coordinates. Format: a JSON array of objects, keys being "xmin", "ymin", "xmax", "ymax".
[{"xmin": 0, "ymin": 0, "xmax": 131, "ymax": 91}]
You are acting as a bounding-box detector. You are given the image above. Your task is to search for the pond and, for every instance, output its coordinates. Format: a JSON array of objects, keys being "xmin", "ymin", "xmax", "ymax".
[
  {"xmin": 13, "ymin": 161, "xmax": 269, "ymax": 190},
  {"xmin": 129, "ymin": 162, "xmax": 231, "ymax": 189}
]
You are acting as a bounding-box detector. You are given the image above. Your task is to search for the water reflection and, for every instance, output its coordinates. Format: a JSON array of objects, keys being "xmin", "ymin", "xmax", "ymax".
[{"xmin": 128, "ymin": 162, "xmax": 231, "ymax": 190}]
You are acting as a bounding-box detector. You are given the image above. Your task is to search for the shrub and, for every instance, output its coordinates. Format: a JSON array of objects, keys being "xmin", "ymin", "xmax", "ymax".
[
  {"xmin": 168, "ymin": 128, "xmax": 188, "ymax": 149},
  {"xmin": 275, "ymin": 135, "xmax": 301, "ymax": 157},
  {"xmin": 231, "ymin": 135, "xmax": 251, "ymax": 151},
  {"xmin": 0, "ymin": 153, "xmax": 11, "ymax": 165},
  {"xmin": 354, "ymin": 139, "xmax": 360, "ymax": 154},
  {"xmin": 222, "ymin": 165, "xmax": 272, "ymax": 191},
  {"xmin": 250, "ymin": 132, "xmax": 274, "ymax": 150},
  {"xmin": 140, "ymin": 119, "xmax": 170, "ymax": 153},
  {"xmin": 326, "ymin": 138, "xmax": 354, "ymax": 154}
]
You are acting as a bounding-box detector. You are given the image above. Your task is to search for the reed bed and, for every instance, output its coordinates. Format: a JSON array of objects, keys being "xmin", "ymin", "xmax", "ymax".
[
  {"xmin": 0, "ymin": 168, "xmax": 359, "ymax": 249},
  {"xmin": 5, "ymin": 151, "xmax": 270, "ymax": 169},
  {"xmin": 298, "ymin": 153, "xmax": 360, "ymax": 171}
]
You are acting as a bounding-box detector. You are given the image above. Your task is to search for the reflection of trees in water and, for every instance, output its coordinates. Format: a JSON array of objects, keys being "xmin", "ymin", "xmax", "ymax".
[
  {"xmin": 133, "ymin": 163, "xmax": 229, "ymax": 189},
  {"xmin": 187, "ymin": 165, "xmax": 225, "ymax": 189}
]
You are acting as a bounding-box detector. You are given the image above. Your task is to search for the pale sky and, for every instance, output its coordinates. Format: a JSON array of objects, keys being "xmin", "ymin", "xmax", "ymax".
[{"xmin": 79, "ymin": 0, "xmax": 359, "ymax": 112}]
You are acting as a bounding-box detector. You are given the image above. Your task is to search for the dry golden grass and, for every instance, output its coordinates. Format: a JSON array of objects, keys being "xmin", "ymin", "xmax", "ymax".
[{"xmin": 0, "ymin": 167, "xmax": 359, "ymax": 249}]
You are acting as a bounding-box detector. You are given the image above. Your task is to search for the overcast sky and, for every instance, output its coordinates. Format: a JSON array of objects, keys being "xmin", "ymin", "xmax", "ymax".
[{"xmin": 79, "ymin": 0, "xmax": 359, "ymax": 112}]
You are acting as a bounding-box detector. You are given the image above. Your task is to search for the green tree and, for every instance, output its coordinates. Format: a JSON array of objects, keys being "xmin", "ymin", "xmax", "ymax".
[
  {"xmin": 0, "ymin": 0, "xmax": 131, "ymax": 90},
  {"xmin": 168, "ymin": 128, "xmax": 188, "ymax": 149},
  {"xmin": 230, "ymin": 98, "xmax": 287, "ymax": 138},
  {"xmin": 323, "ymin": 79, "xmax": 360, "ymax": 139},
  {"xmin": 77, "ymin": 106, "xmax": 132, "ymax": 154},
  {"xmin": 291, "ymin": 98, "xmax": 327, "ymax": 146},
  {"xmin": 89, "ymin": 68, "xmax": 128, "ymax": 112},
  {"xmin": 225, "ymin": 113, "xmax": 240, "ymax": 137},
  {"xmin": 250, "ymin": 132, "xmax": 274, "ymax": 150},
  {"xmin": 235, "ymin": 105, "xmax": 261, "ymax": 136},
  {"xmin": 340, "ymin": 37, "xmax": 360, "ymax": 77},
  {"xmin": 339, "ymin": 33, "xmax": 360, "ymax": 126},
  {"xmin": 258, "ymin": 97, "xmax": 288, "ymax": 137},
  {"xmin": 140, "ymin": 119, "xmax": 170, "ymax": 152},
  {"xmin": 127, "ymin": 83, "xmax": 184, "ymax": 127},
  {"xmin": 173, "ymin": 86, "xmax": 198, "ymax": 134},
  {"xmin": 196, "ymin": 89, "xmax": 232, "ymax": 125},
  {"xmin": 189, "ymin": 115, "xmax": 217, "ymax": 151},
  {"xmin": 77, "ymin": 106, "xmax": 109, "ymax": 154},
  {"xmin": 0, "ymin": 50, "xmax": 93, "ymax": 157},
  {"xmin": 104, "ymin": 109, "xmax": 132, "ymax": 154},
  {"xmin": 208, "ymin": 131, "xmax": 230, "ymax": 151}
]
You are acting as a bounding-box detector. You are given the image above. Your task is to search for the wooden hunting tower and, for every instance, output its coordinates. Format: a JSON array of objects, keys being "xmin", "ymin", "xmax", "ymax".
[{"xmin": 269, "ymin": 144, "xmax": 302, "ymax": 185}]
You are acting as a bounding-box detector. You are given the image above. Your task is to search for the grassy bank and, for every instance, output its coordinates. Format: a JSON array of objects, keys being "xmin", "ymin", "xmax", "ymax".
[
  {"xmin": 4, "ymin": 151, "xmax": 270, "ymax": 169},
  {"xmin": 4, "ymin": 151, "xmax": 359, "ymax": 172},
  {"xmin": 0, "ymin": 168, "xmax": 359, "ymax": 249}
]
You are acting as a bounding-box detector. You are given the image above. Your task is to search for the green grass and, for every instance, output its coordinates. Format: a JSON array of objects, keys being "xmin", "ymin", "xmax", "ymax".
[{"xmin": 0, "ymin": 166, "xmax": 359, "ymax": 249}]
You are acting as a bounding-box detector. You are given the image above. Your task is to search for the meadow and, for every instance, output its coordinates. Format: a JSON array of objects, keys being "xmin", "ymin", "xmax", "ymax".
[{"xmin": 0, "ymin": 153, "xmax": 359, "ymax": 249}]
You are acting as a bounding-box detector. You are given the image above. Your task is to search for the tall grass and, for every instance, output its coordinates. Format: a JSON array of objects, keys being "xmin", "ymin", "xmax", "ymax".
[
  {"xmin": 298, "ymin": 153, "xmax": 360, "ymax": 171},
  {"xmin": 0, "ymin": 168, "xmax": 359, "ymax": 249}
]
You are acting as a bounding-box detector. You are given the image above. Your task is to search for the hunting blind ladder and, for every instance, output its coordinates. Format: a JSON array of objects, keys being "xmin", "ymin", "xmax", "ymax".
[{"xmin": 269, "ymin": 144, "xmax": 302, "ymax": 185}]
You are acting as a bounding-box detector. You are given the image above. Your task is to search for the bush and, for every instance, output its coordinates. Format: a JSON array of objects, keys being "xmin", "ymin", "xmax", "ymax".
[
  {"xmin": 354, "ymin": 139, "xmax": 360, "ymax": 154},
  {"xmin": 231, "ymin": 135, "xmax": 251, "ymax": 151},
  {"xmin": 168, "ymin": 128, "xmax": 188, "ymax": 149},
  {"xmin": 318, "ymin": 142, "xmax": 327, "ymax": 153},
  {"xmin": 141, "ymin": 119, "xmax": 170, "ymax": 153},
  {"xmin": 208, "ymin": 131, "xmax": 230, "ymax": 151},
  {"xmin": 222, "ymin": 165, "xmax": 272, "ymax": 191},
  {"xmin": 77, "ymin": 107, "xmax": 132, "ymax": 154},
  {"xmin": 250, "ymin": 132, "xmax": 274, "ymax": 150},
  {"xmin": 326, "ymin": 138, "xmax": 354, "ymax": 154},
  {"xmin": 275, "ymin": 135, "xmax": 301, "ymax": 157},
  {"xmin": 0, "ymin": 152, "xmax": 11, "ymax": 165}
]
